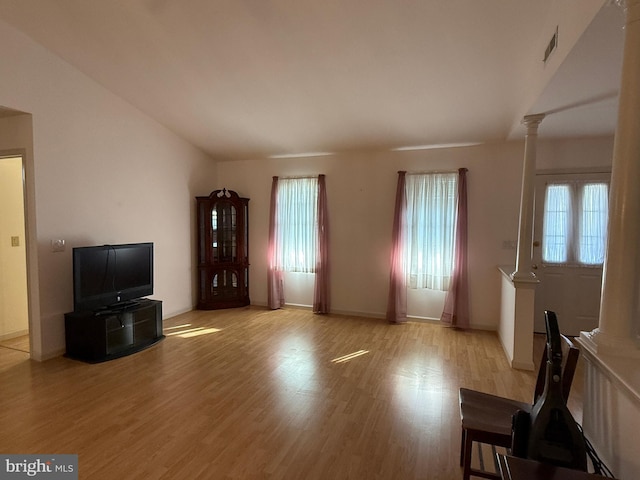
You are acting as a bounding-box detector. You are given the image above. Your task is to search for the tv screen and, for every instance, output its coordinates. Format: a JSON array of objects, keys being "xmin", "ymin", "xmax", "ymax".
[{"xmin": 73, "ymin": 242, "xmax": 154, "ymax": 312}]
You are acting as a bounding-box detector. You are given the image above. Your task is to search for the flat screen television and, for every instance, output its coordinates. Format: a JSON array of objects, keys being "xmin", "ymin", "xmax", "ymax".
[{"xmin": 72, "ymin": 242, "xmax": 154, "ymax": 312}]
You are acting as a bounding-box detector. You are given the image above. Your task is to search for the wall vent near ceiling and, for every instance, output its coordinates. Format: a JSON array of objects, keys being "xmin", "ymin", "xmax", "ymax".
[{"xmin": 544, "ymin": 26, "xmax": 558, "ymax": 63}]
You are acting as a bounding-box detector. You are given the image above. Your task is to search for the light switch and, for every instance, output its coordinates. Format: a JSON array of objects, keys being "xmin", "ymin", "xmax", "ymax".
[
  {"xmin": 11, "ymin": 236, "xmax": 20, "ymax": 247},
  {"xmin": 51, "ymin": 239, "xmax": 66, "ymax": 252}
]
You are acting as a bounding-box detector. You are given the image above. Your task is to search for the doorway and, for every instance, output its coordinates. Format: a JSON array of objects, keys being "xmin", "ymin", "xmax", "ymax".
[
  {"xmin": 532, "ymin": 170, "xmax": 611, "ymax": 336},
  {"xmin": 0, "ymin": 154, "xmax": 30, "ymax": 353}
]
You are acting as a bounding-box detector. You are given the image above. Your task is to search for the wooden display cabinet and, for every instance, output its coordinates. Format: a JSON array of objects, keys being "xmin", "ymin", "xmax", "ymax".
[{"xmin": 196, "ymin": 189, "xmax": 250, "ymax": 309}]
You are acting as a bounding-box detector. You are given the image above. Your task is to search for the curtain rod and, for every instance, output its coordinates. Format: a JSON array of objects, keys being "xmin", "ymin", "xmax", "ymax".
[
  {"xmin": 275, "ymin": 174, "xmax": 324, "ymax": 179},
  {"xmin": 402, "ymin": 168, "xmax": 466, "ymax": 175}
]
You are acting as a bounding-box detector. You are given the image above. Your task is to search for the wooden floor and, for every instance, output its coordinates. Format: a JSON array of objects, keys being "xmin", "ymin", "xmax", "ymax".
[
  {"xmin": 0, "ymin": 307, "xmax": 582, "ymax": 479},
  {"xmin": 0, "ymin": 333, "xmax": 30, "ymax": 353}
]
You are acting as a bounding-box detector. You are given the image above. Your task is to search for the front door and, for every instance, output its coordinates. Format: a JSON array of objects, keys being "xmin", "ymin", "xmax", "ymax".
[{"xmin": 532, "ymin": 171, "xmax": 610, "ymax": 336}]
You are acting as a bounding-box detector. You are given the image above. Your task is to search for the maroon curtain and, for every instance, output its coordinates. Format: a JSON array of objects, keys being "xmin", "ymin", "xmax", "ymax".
[
  {"xmin": 386, "ymin": 171, "xmax": 408, "ymax": 324},
  {"xmin": 267, "ymin": 176, "xmax": 284, "ymax": 309},
  {"xmin": 441, "ymin": 168, "xmax": 470, "ymax": 328},
  {"xmin": 313, "ymin": 174, "xmax": 330, "ymax": 313}
]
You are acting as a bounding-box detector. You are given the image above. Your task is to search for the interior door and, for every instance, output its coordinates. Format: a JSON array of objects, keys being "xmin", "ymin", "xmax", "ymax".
[{"xmin": 533, "ymin": 171, "xmax": 610, "ymax": 336}]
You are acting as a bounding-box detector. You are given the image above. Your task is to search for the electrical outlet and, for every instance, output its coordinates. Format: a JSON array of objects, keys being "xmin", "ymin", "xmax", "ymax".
[
  {"xmin": 51, "ymin": 239, "xmax": 66, "ymax": 253},
  {"xmin": 11, "ymin": 236, "xmax": 20, "ymax": 247}
]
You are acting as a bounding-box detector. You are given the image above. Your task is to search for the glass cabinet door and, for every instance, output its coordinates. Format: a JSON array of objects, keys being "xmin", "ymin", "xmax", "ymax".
[
  {"xmin": 212, "ymin": 201, "xmax": 237, "ymax": 263},
  {"xmin": 211, "ymin": 270, "xmax": 239, "ymax": 298}
]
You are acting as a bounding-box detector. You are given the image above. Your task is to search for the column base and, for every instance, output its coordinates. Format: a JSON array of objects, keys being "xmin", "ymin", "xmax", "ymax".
[
  {"xmin": 579, "ymin": 328, "xmax": 640, "ymax": 359},
  {"xmin": 509, "ymin": 270, "xmax": 539, "ymax": 283}
]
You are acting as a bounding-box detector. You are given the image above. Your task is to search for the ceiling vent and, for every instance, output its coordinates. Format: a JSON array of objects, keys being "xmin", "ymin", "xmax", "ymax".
[{"xmin": 544, "ymin": 27, "xmax": 558, "ymax": 63}]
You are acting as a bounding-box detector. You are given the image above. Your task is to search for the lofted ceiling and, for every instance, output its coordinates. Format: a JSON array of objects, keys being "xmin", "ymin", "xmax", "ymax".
[
  {"xmin": 525, "ymin": 3, "xmax": 625, "ymax": 141},
  {"xmin": 0, "ymin": 1, "xmax": 626, "ymax": 159}
]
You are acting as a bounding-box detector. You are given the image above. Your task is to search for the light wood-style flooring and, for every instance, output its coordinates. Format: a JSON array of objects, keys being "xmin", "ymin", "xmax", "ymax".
[
  {"xmin": 0, "ymin": 307, "xmax": 582, "ymax": 479},
  {"xmin": 0, "ymin": 333, "xmax": 30, "ymax": 353}
]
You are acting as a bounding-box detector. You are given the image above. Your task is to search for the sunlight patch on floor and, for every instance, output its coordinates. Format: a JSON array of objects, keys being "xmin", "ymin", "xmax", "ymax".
[
  {"xmin": 164, "ymin": 324, "xmax": 193, "ymax": 330},
  {"xmin": 166, "ymin": 326, "xmax": 222, "ymax": 338},
  {"xmin": 331, "ymin": 350, "xmax": 369, "ymax": 364}
]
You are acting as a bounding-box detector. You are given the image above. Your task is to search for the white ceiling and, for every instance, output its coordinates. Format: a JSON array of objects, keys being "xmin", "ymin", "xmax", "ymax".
[
  {"xmin": 526, "ymin": 3, "xmax": 625, "ymax": 140},
  {"xmin": 0, "ymin": 1, "xmax": 626, "ymax": 159}
]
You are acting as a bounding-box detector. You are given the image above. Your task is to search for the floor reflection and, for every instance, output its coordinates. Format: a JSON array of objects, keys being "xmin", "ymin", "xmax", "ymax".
[
  {"xmin": 271, "ymin": 334, "xmax": 322, "ymax": 423},
  {"xmin": 0, "ymin": 333, "xmax": 30, "ymax": 354},
  {"xmin": 391, "ymin": 352, "xmax": 456, "ymax": 428}
]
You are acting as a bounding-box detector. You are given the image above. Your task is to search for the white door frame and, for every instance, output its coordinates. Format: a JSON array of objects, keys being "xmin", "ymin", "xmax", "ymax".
[{"xmin": 0, "ymin": 150, "xmax": 31, "ymax": 352}]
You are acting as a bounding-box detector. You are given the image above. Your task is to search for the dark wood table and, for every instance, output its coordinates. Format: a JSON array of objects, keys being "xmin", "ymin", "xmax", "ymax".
[{"xmin": 497, "ymin": 455, "xmax": 613, "ymax": 480}]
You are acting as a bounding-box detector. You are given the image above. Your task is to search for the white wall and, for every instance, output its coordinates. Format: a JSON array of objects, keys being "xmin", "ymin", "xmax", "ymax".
[
  {"xmin": 217, "ymin": 136, "xmax": 614, "ymax": 329},
  {"xmin": 217, "ymin": 142, "xmax": 525, "ymax": 328},
  {"xmin": 0, "ymin": 19, "xmax": 217, "ymax": 359},
  {"xmin": 538, "ymin": 136, "xmax": 614, "ymax": 170}
]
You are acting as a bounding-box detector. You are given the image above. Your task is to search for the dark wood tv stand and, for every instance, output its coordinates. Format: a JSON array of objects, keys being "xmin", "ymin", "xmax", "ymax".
[{"xmin": 64, "ymin": 299, "xmax": 163, "ymax": 363}]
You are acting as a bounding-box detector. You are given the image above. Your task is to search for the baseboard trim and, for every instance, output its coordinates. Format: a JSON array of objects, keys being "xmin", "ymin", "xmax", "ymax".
[
  {"xmin": 0, "ymin": 329, "xmax": 29, "ymax": 341},
  {"xmin": 511, "ymin": 359, "xmax": 536, "ymax": 371}
]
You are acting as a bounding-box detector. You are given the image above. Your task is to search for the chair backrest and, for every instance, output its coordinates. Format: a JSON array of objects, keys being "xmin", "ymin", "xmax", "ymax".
[{"xmin": 532, "ymin": 311, "xmax": 580, "ymax": 404}]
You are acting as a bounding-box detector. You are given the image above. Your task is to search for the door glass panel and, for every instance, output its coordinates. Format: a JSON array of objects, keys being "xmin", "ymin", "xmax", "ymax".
[
  {"xmin": 579, "ymin": 183, "xmax": 608, "ymax": 265},
  {"xmin": 542, "ymin": 184, "xmax": 571, "ymax": 263},
  {"xmin": 541, "ymin": 182, "xmax": 609, "ymax": 266}
]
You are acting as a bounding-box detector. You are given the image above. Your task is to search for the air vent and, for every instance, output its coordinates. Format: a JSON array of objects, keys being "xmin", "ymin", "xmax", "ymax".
[{"xmin": 544, "ymin": 27, "xmax": 558, "ymax": 63}]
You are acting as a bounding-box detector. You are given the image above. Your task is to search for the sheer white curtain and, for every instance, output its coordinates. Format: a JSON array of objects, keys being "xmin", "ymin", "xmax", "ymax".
[
  {"xmin": 542, "ymin": 184, "xmax": 572, "ymax": 264},
  {"xmin": 274, "ymin": 177, "xmax": 319, "ymax": 273},
  {"xmin": 405, "ymin": 172, "xmax": 458, "ymax": 291},
  {"xmin": 268, "ymin": 176, "xmax": 330, "ymax": 312},
  {"xmin": 542, "ymin": 181, "xmax": 608, "ymax": 265},
  {"xmin": 441, "ymin": 168, "xmax": 470, "ymax": 328},
  {"xmin": 579, "ymin": 183, "xmax": 608, "ymax": 265}
]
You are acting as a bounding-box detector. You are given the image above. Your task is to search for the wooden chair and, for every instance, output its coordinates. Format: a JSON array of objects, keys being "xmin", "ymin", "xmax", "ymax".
[{"xmin": 458, "ymin": 311, "xmax": 580, "ymax": 480}]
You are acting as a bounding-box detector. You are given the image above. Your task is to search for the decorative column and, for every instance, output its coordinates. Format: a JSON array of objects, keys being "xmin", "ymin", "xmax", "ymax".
[
  {"xmin": 581, "ymin": 0, "xmax": 640, "ymax": 357},
  {"xmin": 501, "ymin": 114, "xmax": 544, "ymax": 371},
  {"xmin": 512, "ymin": 114, "xmax": 545, "ymax": 280}
]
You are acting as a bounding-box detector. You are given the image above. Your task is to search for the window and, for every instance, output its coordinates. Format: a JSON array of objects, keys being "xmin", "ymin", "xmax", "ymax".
[
  {"xmin": 404, "ymin": 172, "xmax": 458, "ymax": 290},
  {"xmin": 542, "ymin": 184, "xmax": 571, "ymax": 263},
  {"xmin": 273, "ymin": 177, "xmax": 319, "ymax": 272},
  {"xmin": 579, "ymin": 183, "xmax": 608, "ymax": 265},
  {"xmin": 542, "ymin": 181, "xmax": 609, "ymax": 266}
]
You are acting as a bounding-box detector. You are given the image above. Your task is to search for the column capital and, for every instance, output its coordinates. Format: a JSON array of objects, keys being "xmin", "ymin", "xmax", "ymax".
[
  {"xmin": 613, "ymin": 0, "xmax": 640, "ymax": 24},
  {"xmin": 521, "ymin": 114, "xmax": 546, "ymax": 132},
  {"xmin": 613, "ymin": 0, "xmax": 640, "ymax": 19},
  {"xmin": 612, "ymin": 0, "xmax": 626, "ymax": 14}
]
